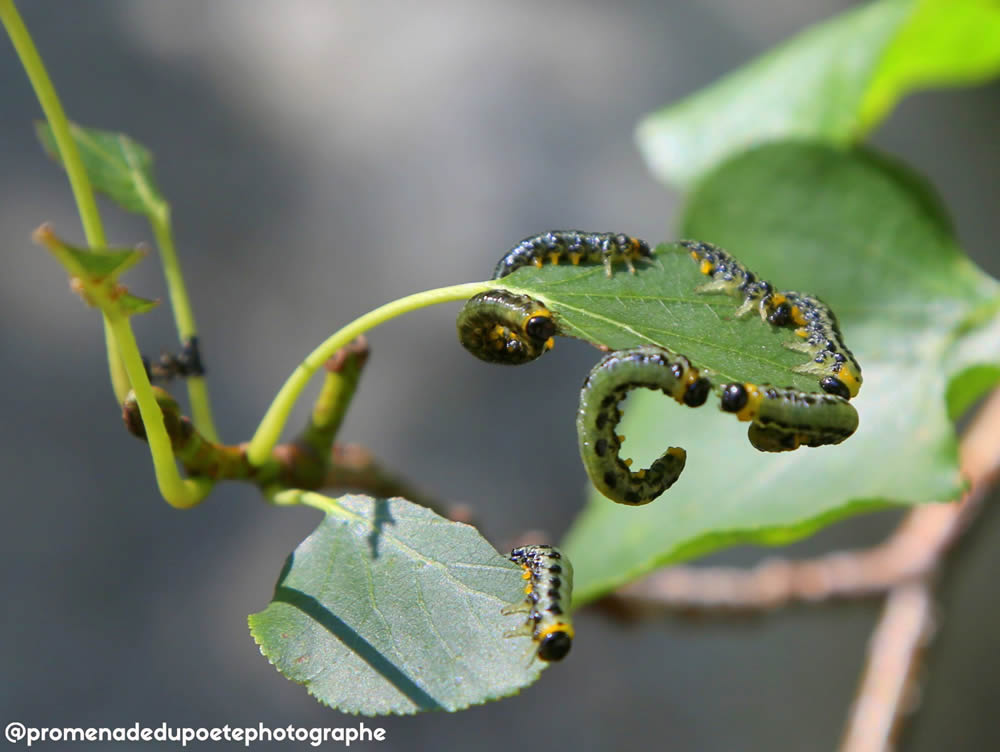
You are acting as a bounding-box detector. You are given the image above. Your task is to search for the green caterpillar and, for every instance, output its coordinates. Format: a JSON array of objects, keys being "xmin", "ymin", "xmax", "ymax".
[
  {"xmin": 502, "ymin": 545, "xmax": 574, "ymax": 662},
  {"xmin": 680, "ymin": 240, "xmax": 862, "ymax": 399},
  {"xmin": 576, "ymin": 346, "xmax": 712, "ymax": 505},
  {"xmin": 456, "ymin": 290, "xmax": 557, "ymax": 365},
  {"xmin": 719, "ymin": 382, "xmax": 859, "ymax": 452},
  {"xmin": 493, "ymin": 230, "xmax": 653, "ymax": 279}
]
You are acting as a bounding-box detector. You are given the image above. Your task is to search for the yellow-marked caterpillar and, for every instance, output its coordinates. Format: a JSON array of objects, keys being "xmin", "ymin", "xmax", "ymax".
[
  {"xmin": 456, "ymin": 290, "xmax": 557, "ymax": 365},
  {"xmin": 680, "ymin": 240, "xmax": 862, "ymax": 399},
  {"xmin": 576, "ymin": 346, "xmax": 712, "ymax": 505},
  {"xmin": 719, "ymin": 382, "xmax": 859, "ymax": 452},
  {"xmin": 502, "ymin": 545, "xmax": 574, "ymax": 662},
  {"xmin": 493, "ymin": 230, "xmax": 653, "ymax": 279}
]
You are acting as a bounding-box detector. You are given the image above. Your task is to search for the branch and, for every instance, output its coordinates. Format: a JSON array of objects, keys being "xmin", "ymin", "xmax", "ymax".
[
  {"xmin": 839, "ymin": 581, "xmax": 935, "ymax": 752},
  {"xmin": 839, "ymin": 388, "xmax": 1000, "ymax": 752}
]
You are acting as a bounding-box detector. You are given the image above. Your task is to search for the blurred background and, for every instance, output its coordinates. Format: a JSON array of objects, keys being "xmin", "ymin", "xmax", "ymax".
[{"xmin": 1, "ymin": 1, "xmax": 997, "ymax": 749}]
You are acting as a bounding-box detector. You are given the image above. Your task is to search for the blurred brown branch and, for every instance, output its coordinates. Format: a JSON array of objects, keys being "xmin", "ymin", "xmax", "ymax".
[{"xmin": 840, "ymin": 389, "xmax": 1000, "ymax": 752}]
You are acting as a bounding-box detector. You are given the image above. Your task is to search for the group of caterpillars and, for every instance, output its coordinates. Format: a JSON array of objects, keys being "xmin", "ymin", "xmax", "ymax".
[{"xmin": 458, "ymin": 230, "xmax": 862, "ymax": 507}]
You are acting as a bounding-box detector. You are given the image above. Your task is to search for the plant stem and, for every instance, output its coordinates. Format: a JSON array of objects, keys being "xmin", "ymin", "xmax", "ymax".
[
  {"xmin": 149, "ymin": 207, "xmax": 219, "ymax": 442},
  {"xmin": 0, "ymin": 1, "xmax": 103, "ymax": 247},
  {"xmin": 0, "ymin": 0, "xmax": 130, "ymax": 400},
  {"xmin": 109, "ymin": 314, "xmax": 214, "ymax": 508},
  {"xmin": 247, "ymin": 281, "xmax": 490, "ymax": 465},
  {"xmin": 268, "ymin": 488, "xmax": 349, "ymax": 517}
]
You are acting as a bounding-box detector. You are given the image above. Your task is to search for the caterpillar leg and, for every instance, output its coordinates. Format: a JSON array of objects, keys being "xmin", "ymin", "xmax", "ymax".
[
  {"xmin": 500, "ymin": 561, "xmax": 535, "ymax": 616},
  {"xmin": 694, "ymin": 278, "xmax": 739, "ymax": 295},
  {"xmin": 502, "ymin": 623, "xmax": 535, "ymax": 638},
  {"xmin": 576, "ymin": 346, "xmax": 711, "ymax": 505},
  {"xmin": 791, "ymin": 360, "xmax": 832, "ymax": 378}
]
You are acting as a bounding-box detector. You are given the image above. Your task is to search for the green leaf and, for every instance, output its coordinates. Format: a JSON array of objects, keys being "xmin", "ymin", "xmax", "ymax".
[
  {"xmin": 636, "ymin": 0, "xmax": 1000, "ymax": 188},
  {"xmin": 861, "ymin": 0, "xmax": 1000, "ymax": 129},
  {"xmin": 557, "ymin": 142, "xmax": 999, "ymax": 605},
  {"xmin": 36, "ymin": 121, "xmax": 167, "ymax": 218},
  {"xmin": 492, "ymin": 246, "xmax": 824, "ymax": 395},
  {"xmin": 116, "ymin": 293, "xmax": 160, "ymax": 316},
  {"xmin": 33, "ymin": 225, "xmax": 158, "ymax": 317},
  {"xmin": 248, "ymin": 495, "xmax": 547, "ymax": 715}
]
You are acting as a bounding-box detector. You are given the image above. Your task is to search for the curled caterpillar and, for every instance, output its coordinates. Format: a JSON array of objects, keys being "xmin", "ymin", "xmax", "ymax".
[
  {"xmin": 576, "ymin": 346, "xmax": 712, "ymax": 505},
  {"xmin": 719, "ymin": 382, "xmax": 859, "ymax": 452},
  {"xmin": 143, "ymin": 336, "xmax": 206, "ymax": 384},
  {"xmin": 493, "ymin": 230, "xmax": 653, "ymax": 279},
  {"xmin": 680, "ymin": 240, "xmax": 862, "ymax": 398},
  {"xmin": 502, "ymin": 545, "xmax": 574, "ymax": 662},
  {"xmin": 457, "ymin": 290, "xmax": 557, "ymax": 365}
]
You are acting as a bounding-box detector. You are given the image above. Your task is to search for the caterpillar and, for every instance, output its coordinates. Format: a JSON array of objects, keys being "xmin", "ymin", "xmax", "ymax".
[
  {"xmin": 680, "ymin": 240, "xmax": 862, "ymax": 399},
  {"xmin": 492, "ymin": 230, "xmax": 654, "ymax": 279},
  {"xmin": 778, "ymin": 292, "xmax": 863, "ymax": 399},
  {"xmin": 143, "ymin": 336, "xmax": 206, "ymax": 384},
  {"xmin": 576, "ymin": 346, "xmax": 712, "ymax": 505},
  {"xmin": 719, "ymin": 382, "xmax": 859, "ymax": 452},
  {"xmin": 502, "ymin": 545, "xmax": 574, "ymax": 662},
  {"xmin": 457, "ymin": 290, "xmax": 557, "ymax": 365}
]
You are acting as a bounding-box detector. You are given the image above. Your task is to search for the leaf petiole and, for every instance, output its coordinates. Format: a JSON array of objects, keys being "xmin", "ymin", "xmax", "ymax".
[{"xmin": 247, "ymin": 282, "xmax": 490, "ymax": 465}]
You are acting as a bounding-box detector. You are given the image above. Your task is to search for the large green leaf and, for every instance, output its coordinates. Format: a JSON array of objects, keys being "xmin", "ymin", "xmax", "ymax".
[
  {"xmin": 36, "ymin": 122, "xmax": 167, "ymax": 218},
  {"xmin": 636, "ymin": 0, "xmax": 1000, "ymax": 188},
  {"xmin": 551, "ymin": 143, "xmax": 999, "ymax": 604},
  {"xmin": 861, "ymin": 0, "xmax": 1000, "ymax": 129},
  {"xmin": 249, "ymin": 495, "xmax": 547, "ymax": 715}
]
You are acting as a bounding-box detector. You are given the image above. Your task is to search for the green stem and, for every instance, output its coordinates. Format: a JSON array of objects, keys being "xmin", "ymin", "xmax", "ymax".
[
  {"xmin": 0, "ymin": 0, "xmax": 129, "ymax": 400},
  {"xmin": 149, "ymin": 205, "xmax": 196, "ymax": 339},
  {"xmin": 149, "ymin": 207, "xmax": 219, "ymax": 442},
  {"xmin": 122, "ymin": 387, "xmax": 274, "ymax": 484},
  {"xmin": 268, "ymin": 488, "xmax": 351, "ymax": 518},
  {"xmin": 184, "ymin": 377, "xmax": 219, "ymax": 443},
  {"xmin": 247, "ymin": 281, "xmax": 490, "ymax": 465},
  {"xmin": 109, "ymin": 315, "xmax": 213, "ymax": 508},
  {"xmin": 303, "ymin": 338, "xmax": 368, "ymax": 453},
  {"xmin": 0, "ymin": 1, "xmax": 104, "ymax": 246}
]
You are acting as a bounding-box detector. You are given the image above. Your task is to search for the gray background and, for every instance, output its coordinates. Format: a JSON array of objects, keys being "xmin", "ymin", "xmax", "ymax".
[{"xmin": 1, "ymin": 1, "xmax": 997, "ymax": 750}]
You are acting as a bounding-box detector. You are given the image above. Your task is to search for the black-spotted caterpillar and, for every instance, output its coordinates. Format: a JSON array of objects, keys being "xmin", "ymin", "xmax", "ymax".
[
  {"xmin": 719, "ymin": 382, "xmax": 858, "ymax": 452},
  {"xmin": 457, "ymin": 233, "xmax": 862, "ymax": 506},
  {"xmin": 456, "ymin": 290, "xmax": 557, "ymax": 365},
  {"xmin": 502, "ymin": 545, "xmax": 573, "ymax": 662},
  {"xmin": 493, "ymin": 230, "xmax": 653, "ymax": 279},
  {"xmin": 576, "ymin": 346, "xmax": 711, "ymax": 505},
  {"xmin": 680, "ymin": 239, "xmax": 862, "ymax": 399}
]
